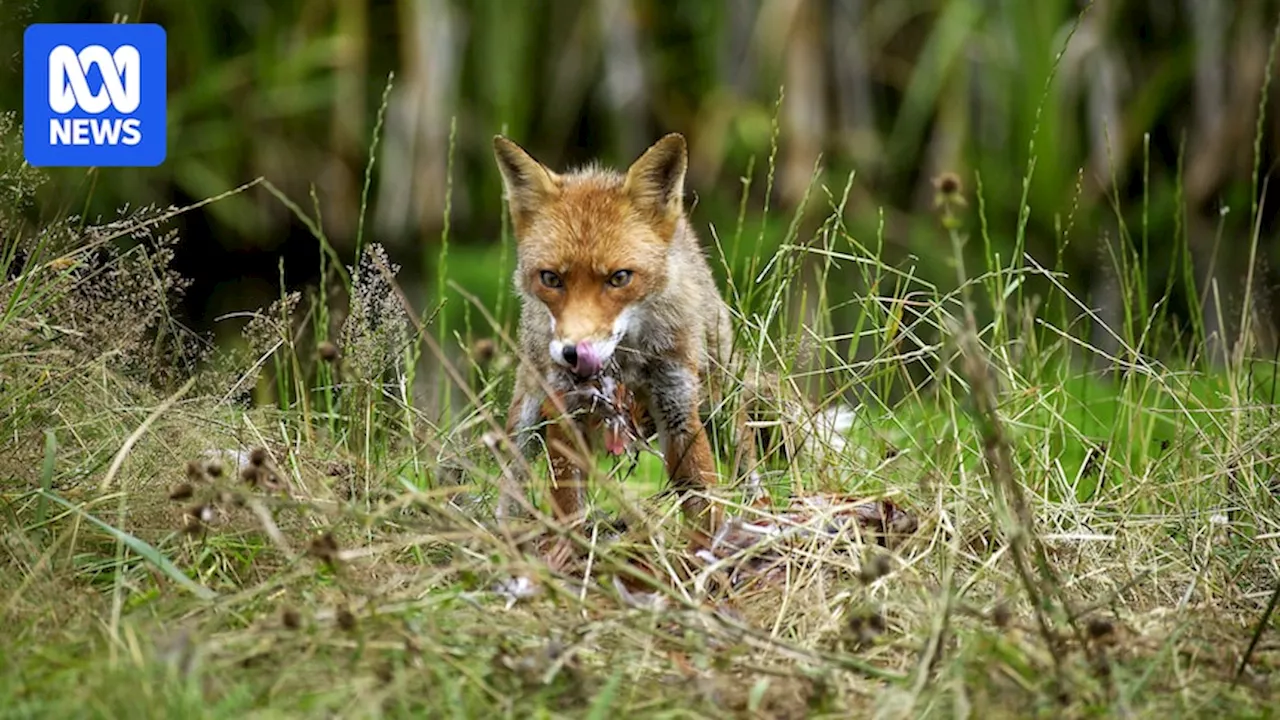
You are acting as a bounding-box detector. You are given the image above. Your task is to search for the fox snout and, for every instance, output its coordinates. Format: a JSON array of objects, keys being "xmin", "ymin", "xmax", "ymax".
[
  {"xmin": 549, "ymin": 336, "xmax": 615, "ymax": 378},
  {"xmin": 552, "ymin": 339, "xmax": 603, "ymax": 377},
  {"xmin": 549, "ymin": 309, "xmax": 634, "ymax": 377}
]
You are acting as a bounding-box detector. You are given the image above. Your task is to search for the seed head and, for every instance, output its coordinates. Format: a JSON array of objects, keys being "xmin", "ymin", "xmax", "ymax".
[
  {"xmin": 990, "ymin": 601, "xmax": 1012, "ymax": 629},
  {"xmin": 858, "ymin": 552, "xmax": 893, "ymax": 584},
  {"xmin": 932, "ymin": 171, "xmax": 968, "ymax": 228},
  {"xmin": 1087, "ymin": 616, "xmax": 1115, "ymax": 640},
  {"xmin": 241, "ymin": 454, "xmax": 283, "ymax": 491},
  {"xmin": 317, "ymin": 340, "xmax": 340, "ymax": 362},
  {"xmin": 168, "ymin": 483, "xmax": 195, "ymax": 501},
  {"xmin": 336, "ymin": 606, "xmax": 357, "ymax": 632},
  {"xmin": 48, "ymin": 256, "xmax": 77, "ymax": 272},
  {"xmin": 471, "ymin": 338, "xmax": 497, "ymax": 365},
  {"xmin": 308, "ymin": 531, "xmax": 341, "ymax": 567},
  {"xmin": 249, "ymin": 447, "xmax": 268, "ymax": 467},
  {"xmin": 933, "ymin": 172, "xmax": 962, "ymax": 196},
  {"xmin": 847, "ymin": 607, "xmax": 886, "ymax": 649},
  {"xmin": 182, "ymin": 504, "xmax": 216, "ymax": 534}
]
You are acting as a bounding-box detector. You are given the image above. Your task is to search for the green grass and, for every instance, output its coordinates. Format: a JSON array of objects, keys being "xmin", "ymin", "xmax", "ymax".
[{"xmin": 5, "ymin": 36, "xmax": 1280, "ymax": 714}]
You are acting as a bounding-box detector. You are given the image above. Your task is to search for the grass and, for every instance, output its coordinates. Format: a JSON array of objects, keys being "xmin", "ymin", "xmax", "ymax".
[{"xmin": 5, "ymin": 48, "xmax": 1280, "ymax": 716}]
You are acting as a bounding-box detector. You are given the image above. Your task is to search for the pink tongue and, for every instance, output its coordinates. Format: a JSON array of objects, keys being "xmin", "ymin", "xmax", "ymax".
[
  {"xmin": 574, "ymin": 341, "xmax": 602, "ymax": 376},
  {"xmin": 604, "ymin": 426, "xmax": 627, "ymax": 455}
]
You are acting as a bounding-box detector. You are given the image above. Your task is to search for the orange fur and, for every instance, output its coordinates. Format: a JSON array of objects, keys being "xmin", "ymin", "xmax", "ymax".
[{"xmin": 493, "ymin": 134, "xmax": 752, "ymax": 538}]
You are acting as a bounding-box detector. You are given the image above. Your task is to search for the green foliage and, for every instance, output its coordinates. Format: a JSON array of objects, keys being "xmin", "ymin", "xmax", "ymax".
[{"xmin": 7, "ymin": 7, "xmax": 1280, "ymax": 717}]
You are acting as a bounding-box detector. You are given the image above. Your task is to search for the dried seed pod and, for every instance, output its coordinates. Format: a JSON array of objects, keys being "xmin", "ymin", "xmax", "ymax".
[
  {"xmin": 846, "ymin": 607, "xmax": 886, "ymax": 650},
  {"xmin": 308, "ymin": 532, "xmax": 341, "ymax": 568},
  {"xmin": 240, "ymin": 464, "xmax": 283, "ymax": 492},
  {"xmin": 168, "ymin": 483, "xmax": 195, "ymax": 501},
  {"xmin": 858, "ymin": 552, "xmax": 893, "ymax": 584},
  {"xmin": 249, "ymin": 447, "xmax": 268, "ymax": 467},
  {"xmin": 989, "ymin": 601, "xmax": 1012, "ymax": 629},
  {"xmin": 933, "ymin": 172, "xmax": 962, "ymax": 196},
  {"xmin": 1087, "ymin": 616, "xmax": 1115, "ymax": 641},
  {"xmin": 182, "ymin": 504, "xmax": 216, "ymax": 534},
  {"xmin": 471, "ymin": 338, "xmax": 497, "ymax": 365},
  {"xmin": 336, "ymin": 606, "xmax": 357, "ymax": 632}
]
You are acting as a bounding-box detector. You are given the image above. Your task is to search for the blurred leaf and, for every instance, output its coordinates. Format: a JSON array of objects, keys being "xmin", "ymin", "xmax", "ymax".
[
  {"xmin": 37, "ymin": 490, "xmax": 217, "ymax": 602},
  {"xmin": 887, "ymin": 0, "xmax": 983, "ymax": 180}
]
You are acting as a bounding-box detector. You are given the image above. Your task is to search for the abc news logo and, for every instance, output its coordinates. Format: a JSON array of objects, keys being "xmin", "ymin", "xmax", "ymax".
[
  {"xmin": 24, "ymin": 24, "xmax": 167, "ymax": 167},
  {"xmin": 48, "ymin": 44, "xmax": 143, "ymax": 147}
]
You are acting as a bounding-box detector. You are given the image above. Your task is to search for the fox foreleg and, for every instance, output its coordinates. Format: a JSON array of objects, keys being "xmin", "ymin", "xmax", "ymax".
[{"xmin": 643, "ymin": 360, "xmax": 721, "ymax": 535}]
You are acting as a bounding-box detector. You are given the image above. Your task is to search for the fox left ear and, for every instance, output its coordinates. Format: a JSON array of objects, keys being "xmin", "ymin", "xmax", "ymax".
[
  {"xmin": 493, "ymin": 135, "xmax": 561, "ymax": 237},
  {"xmin": 624, "ymin": 133, "xmax": 688, "ymax": 225}
]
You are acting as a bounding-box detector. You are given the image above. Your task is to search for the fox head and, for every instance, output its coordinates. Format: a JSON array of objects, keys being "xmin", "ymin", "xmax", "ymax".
[{"xmin": 493, "ymin": 133, "xmax": 689, "ymax": 378}]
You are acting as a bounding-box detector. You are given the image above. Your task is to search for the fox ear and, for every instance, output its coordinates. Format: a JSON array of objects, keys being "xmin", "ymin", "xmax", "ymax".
[
  {"xmin": 624, "ymin": 133, "xmax": 688, "ymax": 224},
  {"xmin": 493, "ymin": 136, "xmax": 560, "ymax": 235}
]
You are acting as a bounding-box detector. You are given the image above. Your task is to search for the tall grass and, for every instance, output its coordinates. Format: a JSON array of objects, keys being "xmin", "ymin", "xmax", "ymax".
[{"xmin": 4, "ymin": 8, "xmax": 1280, "ymax": 711}]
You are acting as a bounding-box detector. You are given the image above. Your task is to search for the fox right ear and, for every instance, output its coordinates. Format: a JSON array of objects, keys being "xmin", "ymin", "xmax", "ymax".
[
  {"xmin": 493, "ymin": 136, "xmax": 560, "ymax": 235},
  {"xmin": 624, "ymin": 133, "xmax": 688, "ymax": 226}
]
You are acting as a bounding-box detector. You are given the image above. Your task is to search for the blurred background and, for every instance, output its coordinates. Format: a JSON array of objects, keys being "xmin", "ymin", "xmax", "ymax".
[{"xmin": 5, "ymin": 0, "xmax": 1280, "ymax": 371}]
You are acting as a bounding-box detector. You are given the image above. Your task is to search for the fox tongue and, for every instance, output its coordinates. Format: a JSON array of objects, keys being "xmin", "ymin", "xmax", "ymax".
[{"xmin": 574, "ymin": 341, "xmax": 602, "ymax": 377}]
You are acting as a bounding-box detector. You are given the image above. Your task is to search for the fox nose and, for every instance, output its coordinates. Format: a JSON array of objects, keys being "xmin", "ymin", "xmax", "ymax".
[{"xmin": 557, "ymin": 340, "xmax": 603, "ymax": 377}]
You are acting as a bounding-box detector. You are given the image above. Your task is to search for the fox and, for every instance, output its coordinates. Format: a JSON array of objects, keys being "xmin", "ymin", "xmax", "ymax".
[{"xmin": 491, "ymin": 133, "xmax": 758, "ymax": 539}]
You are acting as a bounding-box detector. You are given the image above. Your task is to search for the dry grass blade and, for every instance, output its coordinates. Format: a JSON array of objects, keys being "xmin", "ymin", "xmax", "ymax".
[
  {"xmin": 952, "ymin": 322, "xmax": 1069, "ymax": 681},
  {"xmin": 98, "ymin": 377, "xmax": 196, "ymax": 491}
]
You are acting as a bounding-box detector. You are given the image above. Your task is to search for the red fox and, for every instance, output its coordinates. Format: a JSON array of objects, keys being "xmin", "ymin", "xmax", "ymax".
[{"xmin": 492, "ymin": 133, "xmax": 754, "ymax": 537}]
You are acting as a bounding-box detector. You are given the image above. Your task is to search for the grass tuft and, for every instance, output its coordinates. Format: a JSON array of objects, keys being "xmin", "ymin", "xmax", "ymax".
[{"xmin": 5, "ymin": 67, "xmax": 1280, "ymax": 715}]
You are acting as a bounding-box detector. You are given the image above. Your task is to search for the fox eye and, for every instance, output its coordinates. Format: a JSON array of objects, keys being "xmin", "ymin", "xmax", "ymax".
[
  {"xmin": 607, "ymin": 270, "xmax": 633, "ymax": 288},
  {"xmin": 540, "ymin": 270, "xmax": 563, "ymax": 289}
]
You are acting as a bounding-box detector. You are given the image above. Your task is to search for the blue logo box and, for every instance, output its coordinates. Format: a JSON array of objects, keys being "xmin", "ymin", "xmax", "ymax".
[{"xmin": 23, "ymin": 23, "xmax": 167, "ymax": 167}]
